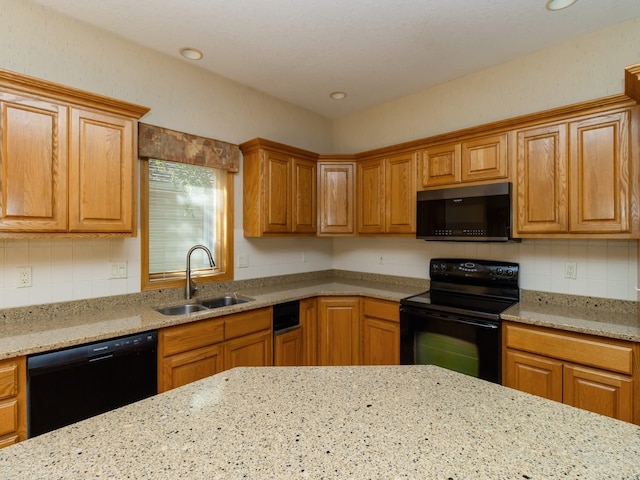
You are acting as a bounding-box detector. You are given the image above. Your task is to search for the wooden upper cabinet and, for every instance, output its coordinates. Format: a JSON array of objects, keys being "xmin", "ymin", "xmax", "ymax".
[
  {"xmin": 418, "ymin": 133, "xmax": 507, "ymax": 189},
  {"xmin": 241, "ymin": 138, "xmax": 317, "ymax": 237},
  {"xmin": 516, "ymin": 123, "xmax": 569, "ymax": 234},
  {"xmin": 317, "ymin": 159, "xmax": 356, "ymax": 236},
  {"xmin": 0, "ymin": 93, "xmax": 68, "ymax": 232},
  {"xmin": 515, "ymin": 107, "xmax": 637, "ymax": 238},
  {"xmin": 357, "ymin": 158, "xmax": 384, "ymax": 233},
  {"xmin": 69, "ymin": 108, "xmax": 135, "ymax": 232},
  {"xmin": 569, "ymin": 111, "xmax": 632, "ymax": 234},
  {"xmin": 418, "ymin": 142, "xmax": 461, "ymax": 188},
  {"xmin": 263, "ymin": 149, "xmax": 292, "ymax": 234},
  {"xmin": 293, "ymin": 157, "xmax": 317, "ymax": 234},
  {"xmin": 461, "ymin": 133, "xmax": 508, "ymax": 182},
  {"xmin": 0, "ymin": 69, "xmax": 148, "ymax": 237},
  {"xmin": 385, "ymin": 152, "xmax": 416, "ymax": 234},
  {"xmin": 357, "ymin": 152, "xmax": 416, "ymax": 235}
]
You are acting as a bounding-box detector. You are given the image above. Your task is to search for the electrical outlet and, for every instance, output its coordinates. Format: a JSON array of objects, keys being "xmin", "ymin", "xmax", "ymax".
[
  {"xmin": 564, "ymin": 261, "xmax": 577, "ymax": 280},
  {"xmin": 377, "ymin": 255, "xmax": 384, "ymax": 265},
  {"xmin": 17, "ymin": 267, "xmax": 31, "ymax": 288},
  {"xmin": 238, "ymin": 254, "xmax": 249, "ymax": 268}
]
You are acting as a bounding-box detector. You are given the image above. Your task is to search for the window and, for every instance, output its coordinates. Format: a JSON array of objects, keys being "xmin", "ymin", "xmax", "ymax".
[{"xmin": 141, "ymin": 158, "xmax": 234, "ymax": 290}]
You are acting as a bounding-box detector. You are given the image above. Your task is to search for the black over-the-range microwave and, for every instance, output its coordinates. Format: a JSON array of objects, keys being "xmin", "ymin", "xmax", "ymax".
[{"xmin": 416, "ymin": 182, "xmax": 514, "ymax": 242}]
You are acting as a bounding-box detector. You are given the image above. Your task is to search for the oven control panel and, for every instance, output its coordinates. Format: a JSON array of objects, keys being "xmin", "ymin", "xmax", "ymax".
[{"xmin": 430, "ymin": 258, "xmax": 519, "ymax": 285}]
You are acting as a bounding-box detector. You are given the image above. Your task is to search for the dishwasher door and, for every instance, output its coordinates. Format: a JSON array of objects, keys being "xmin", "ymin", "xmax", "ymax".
[{"xmin": 27, "ymin": 330, "xmax": 157, "ymax": 437}]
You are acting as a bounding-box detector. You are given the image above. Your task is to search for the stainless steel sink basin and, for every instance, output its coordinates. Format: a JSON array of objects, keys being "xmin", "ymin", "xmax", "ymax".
[
  {"xmin": 198, "ymin": 295, "xmax": 250, "ymax": 309},
  {"xmin": 155, "ymin": 295, "xmax": 252, "ymax": 315},
  {"xmin": 155, "ymin": 303, "xmax": 210, "ymax": 316}
]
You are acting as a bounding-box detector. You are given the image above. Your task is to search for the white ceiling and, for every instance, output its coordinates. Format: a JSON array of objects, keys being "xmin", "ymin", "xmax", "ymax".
[{"xmin": 30, "ymin": 0, "xmax": 640, "ymax": 119}]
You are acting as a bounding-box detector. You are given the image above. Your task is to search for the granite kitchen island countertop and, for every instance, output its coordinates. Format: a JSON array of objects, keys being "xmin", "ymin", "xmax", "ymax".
[{"xmin": 1, "ymin": 365, "xmax": 639, "ymax": 479}]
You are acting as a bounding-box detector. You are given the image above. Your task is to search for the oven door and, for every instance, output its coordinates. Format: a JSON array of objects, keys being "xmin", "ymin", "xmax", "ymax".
[{"xmin": 400, "ymin": 306, "xmax": 501, "ymax": 384}]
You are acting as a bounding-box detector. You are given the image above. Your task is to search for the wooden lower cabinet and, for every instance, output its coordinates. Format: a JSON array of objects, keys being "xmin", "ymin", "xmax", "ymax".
[
  {"xmin": 274, "ymin": 327, "xmax": 304, "ymax": 366},
  {"xmin": 361, "ymin": 298, "xmax": 400, "ymax": 365},
  {"xmin": 159, "ymin": 307, "xmax": 272, "ymax": 392},
  {"xmin": 161, "ymin": 344, "xmax": 224, "ymax": 392},
  {"xmin": 0, "ymin": 356, "xmax": 26, "ymax": 448},
  {"xmin": 503, "ymin": 321, "xmax": 637, "ymax": 424},
  {"xmin": 224, "ymin": 329, "xmax": 272, "ymax": 370},
  {"xmin": 300, "ymin": 298, "xmax": 318, "ymax": 365},
  {"xmin": 563, "ymin": 364, "xmax": 633, "ymax": 421},
  {"xmin": 318, "ymin": 297, "xmax": 360, "ymax": 366}
]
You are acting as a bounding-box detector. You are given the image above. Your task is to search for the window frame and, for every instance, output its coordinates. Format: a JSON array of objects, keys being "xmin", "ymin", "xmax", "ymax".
[{"xmin": 140, "ymin": 158, "xmax": 234, "ymax": 291}]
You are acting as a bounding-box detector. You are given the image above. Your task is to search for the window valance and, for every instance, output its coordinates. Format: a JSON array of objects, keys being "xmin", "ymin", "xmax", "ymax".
[{"xmin": 138, "ymin": 123, "xmax": 239, "ymax": 172}]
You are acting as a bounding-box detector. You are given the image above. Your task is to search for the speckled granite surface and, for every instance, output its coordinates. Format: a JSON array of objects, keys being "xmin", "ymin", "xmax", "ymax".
[
  {"xmin": 502, "ymin": 295, "xmax": 640, "ymax": 342},
  {"xmin": 0, "ymin": 365, "xmax": 638, "ymax": 479},
  {"xmin": 0, "ymin": 268, "xmax": 638, "ymax": 360},
  {"xmin": 0, "ymin": 272, "xmax": 426, "ymax": 359}
]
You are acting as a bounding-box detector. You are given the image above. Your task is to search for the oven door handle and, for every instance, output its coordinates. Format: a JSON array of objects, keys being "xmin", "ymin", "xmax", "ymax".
[{"xmin": 401, "ymin": 307, "xmax": 499, "ymax": 330}]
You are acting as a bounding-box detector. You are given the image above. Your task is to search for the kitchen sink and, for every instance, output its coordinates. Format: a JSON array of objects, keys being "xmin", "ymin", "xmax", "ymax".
[
  {"xmin": 198, "ymin": 295, "xmax": 250, "ymax": 309},
  {"xmin": 155, "ymin": 304, "xmax": 210, "ymax": 316},
  {"xmin": 155, "ymin": 295, "xmax": 252, "ymax": 315}
]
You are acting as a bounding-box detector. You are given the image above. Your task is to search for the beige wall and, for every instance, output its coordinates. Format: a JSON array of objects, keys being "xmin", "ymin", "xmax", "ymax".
[
  {"xmin": 0, "ymin": 0, "xmax": 637, "ymax": 306},
  {"xmin": 332, "ymin": 17, "xmax": 640, "ymax": 153}
]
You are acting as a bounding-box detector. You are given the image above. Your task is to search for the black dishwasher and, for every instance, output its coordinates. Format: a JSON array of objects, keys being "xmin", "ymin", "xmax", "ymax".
[{"xmin": 27, "ymin": 330, "xmax": 157, "ymax": 438}]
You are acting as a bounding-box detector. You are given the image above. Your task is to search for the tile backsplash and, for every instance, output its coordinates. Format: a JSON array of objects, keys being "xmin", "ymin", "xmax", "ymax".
[{"xmin": 0, "ymin": 235, "xmax": 636, "ymax": 309}]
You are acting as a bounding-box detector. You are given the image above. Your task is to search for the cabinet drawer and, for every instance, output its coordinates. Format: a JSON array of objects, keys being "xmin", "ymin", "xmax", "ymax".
[
  {"xmin": 225, "ymin": 307, "xmax": 272, "ymax": 340},
  {"xmin": 160, "ymin": 317, "xmax": 224, "ymax": 357},
  {"xmin": 0, "ymin": 364, "xmax": 18, "ymax": 401},
  {"xmin": 504, "ymin": 323, "xmax": 633, "ymax": 374},
  {"xmin": 0, "ymin": 400, "xmax": 17, "ymax": 437},
  {"xmin": 362, "ymin": 298, "xmax": 399, "ymax": 323}
]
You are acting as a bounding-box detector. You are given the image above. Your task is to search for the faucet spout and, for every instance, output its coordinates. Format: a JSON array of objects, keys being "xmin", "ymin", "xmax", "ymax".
[{"xmin": 186, "ymin": 245, "xmax": 216, "ymax": 299}]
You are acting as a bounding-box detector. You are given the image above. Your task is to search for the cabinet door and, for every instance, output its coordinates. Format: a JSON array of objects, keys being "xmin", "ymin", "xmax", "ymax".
[
  {"xmin": 292, "ymin": 157, "xmax": 316, "ymax": 234},
  {"xmin": 300, "ymin": 297, "xmax": 318, "ymax": 366},
  {"xmin": 516, "ymin": 123, "xmax": 568, "ymax": 234},
  {"xmin": 504, "ymin": 349, "xmax": 563, "ymax": 402},
  {"xmin": 0, "ymin": 357, "xmax": 27, "ymax": 445},
  {"xmin": 261, "ymin": 150, "xmax": 292, "ymax": 233},
  {"xmin": 564, "ymin": 364, "xmax": 633, "ymax": 422},
  {"xmin": 69, "ymin": 108, "xmax": 134, "ymax": 232},
  {"xmin": 317, "ymin": 297, "xmax": 360, "ymax": 366},
  {"xmin": 160, "ymin": 344, "xmax": 224, "ymax": 393},
  {"xmin": 224, "ymin": 330, "xmax": 272, "ymax": 370},
  {"xmin": 0, "ymin": 92, "xmax": 68, "ymax": 232},
  {"xmin": 418, "ymin": 142, "xmax": 461, "ymax": 188},
  {"xmin": 385, "ymin": 152, "xmax": 416, "ymax": 234},
  {"xmin": 361, "ymin": 298, "xmax": 400, "ymax": 365},
  {"xmin": 318, "ymin": 162, "xmax": 355, "ymax": 235},
  {"xmin": 357, "ymin": 158, "xmax": 384, "ymax": 234},
  {"xmin": 274, "ymin": 327, "xmax": 303, "ymax": 366},
  {"xmin": 361, "ymin": 319, "xmax": 399, "ymax": 365},
  {"xmin": 461, "ymin": 133, "xmax": 507, "ymax": 182},
  {"xmin": 569, "ymin": 111, "xmax": 631, "ymax": 234}
]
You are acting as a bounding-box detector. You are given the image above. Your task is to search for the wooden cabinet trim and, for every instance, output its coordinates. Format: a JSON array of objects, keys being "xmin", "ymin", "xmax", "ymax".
[
  {"xmin": 504, "ymin": 322, "xmax": 633, "ymax": 375},
  {"xmin": 224, "ymin": 307, "xmax": 272, "ymax": 340},
  {"xmin": 159, "ymin": 317, "xmax": 224, "ymax": 357}
]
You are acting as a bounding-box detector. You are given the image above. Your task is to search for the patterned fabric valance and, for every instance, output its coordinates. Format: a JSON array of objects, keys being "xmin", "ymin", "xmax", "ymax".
[{"xmin": 138, "ymin": 123, "xmax": 239, "ymax": 172}]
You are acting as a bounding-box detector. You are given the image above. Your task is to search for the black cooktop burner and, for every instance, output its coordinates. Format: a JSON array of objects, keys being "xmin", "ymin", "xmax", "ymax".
[
  {"xmin": 400, "ymin": 258, "xmax": 520, "ymax": 321},
  {"xmin": 401, "ymin": 290, "xmax": 517, "ymax": 320}
]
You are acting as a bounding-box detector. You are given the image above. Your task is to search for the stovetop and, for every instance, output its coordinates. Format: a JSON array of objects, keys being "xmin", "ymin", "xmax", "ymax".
[{"xmin": 400, "ymin": 258, "xmax": 520, "ymax": 321}]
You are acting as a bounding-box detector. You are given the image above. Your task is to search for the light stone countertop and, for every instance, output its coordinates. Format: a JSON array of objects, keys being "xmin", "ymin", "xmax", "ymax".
[
  {"xmin": 0, "ymin": 278, "xmax": 424, "ymax": 359},
  {"xmin": 1, "ymin": 365, "xmax": 639, "ymax": 479},
  {"xmin": 502, "ymin": 301, "xmax": 640, "ymax": 342}
]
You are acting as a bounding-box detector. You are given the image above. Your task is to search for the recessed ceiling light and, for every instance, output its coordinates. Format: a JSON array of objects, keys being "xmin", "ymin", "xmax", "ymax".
[
  {"xmin": 179, "ymin": 47, "xmax": 203, "ymax": 60},
  {"xmin": 330, "ymin": 91, "xmax": 347, "ymax": 100},
  {"xmin": 545, "ymin": 0, "xmax": 578, "ymax": 11}
]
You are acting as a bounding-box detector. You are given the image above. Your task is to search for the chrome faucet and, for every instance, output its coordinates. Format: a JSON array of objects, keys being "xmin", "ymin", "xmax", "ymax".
[{"xmin": 186, "ymin": 245, "xmax": 215, "ymax": 299}]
